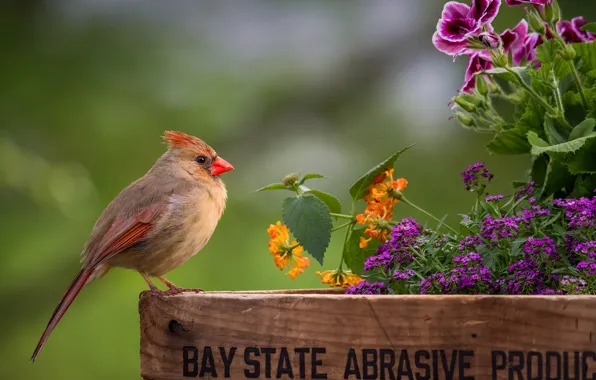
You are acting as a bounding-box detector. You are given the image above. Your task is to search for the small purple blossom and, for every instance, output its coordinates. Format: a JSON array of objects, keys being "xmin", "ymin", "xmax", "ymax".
[
  {"xmin": 393, "ymin": 269, "xmax": 415, "ymax": 281},
  {"xmin": 462, "ymin": 162, "xmax": 494, "ymax": 191},
  {"xmin": 523, "ymin": 236, "xmax": 557, "ymax": 260},
  {"xmin": 553, "ymin": 196, "xmax": 596, "ymax": 230},
  {"xmin": 576, "ymin": 261, "xmax": 596, "ymax": 276},
  {"xmin": 364, "ymin": 218, "xmax": 423, "ymax": 272},
  {"xmin": 515, "ymin": 181, "xmax": 536, "ymax": 201},
  {"xmin": 481, "ymin": 215, "xmax": 521, "ymax": 245},
  {"xmin": 458, "ymin": 235, "xmax": 482, "ymax": 251},
  {"xmin": 345, "ymin": 281, "xmax": 388, "ymax": 295},
  {"xmin": 420, "ymin": 254, "xmax": 494, "ymax": 295},
  {"xmin": 485, "ymin": 194, "xmax": 504, "ymax": 202},
  {"xmin": 520, "ymin": 205, "xmax": 550, "ymax": 225}
]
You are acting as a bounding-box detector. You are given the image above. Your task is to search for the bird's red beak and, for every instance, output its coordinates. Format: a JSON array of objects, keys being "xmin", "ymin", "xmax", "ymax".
[{"xmin": 210, "ymin": 157, "xmax": 234, "ymax": 176}]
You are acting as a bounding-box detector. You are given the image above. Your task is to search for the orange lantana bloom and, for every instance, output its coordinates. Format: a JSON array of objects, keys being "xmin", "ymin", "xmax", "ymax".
[
  {"xmin": 316, "ymin": 269, "xmax": 362, "ymax": 288},
  {"xmin": 267, "ymin": 221, "xmax": 310, "ymax": 279}
]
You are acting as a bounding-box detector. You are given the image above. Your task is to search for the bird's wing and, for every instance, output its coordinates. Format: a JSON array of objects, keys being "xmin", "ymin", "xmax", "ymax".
[{"xmin": 83, "ymin": 201, "xmax": 168, "ymax": 269}]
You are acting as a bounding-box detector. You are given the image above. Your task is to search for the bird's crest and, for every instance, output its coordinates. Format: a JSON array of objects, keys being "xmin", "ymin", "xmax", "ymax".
[{"xmin": 162, "ymin": 131, "xmax": 210, "ymax": 151}]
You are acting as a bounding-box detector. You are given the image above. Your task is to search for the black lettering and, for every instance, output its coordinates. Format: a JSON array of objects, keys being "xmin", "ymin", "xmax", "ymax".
[
  {"xmin": 546, "ymin": 351, "xmax": 561, "ymax": 380},
  {"xmin": 244, "ymin": 347, "xmax": 260, "ymax": 378},
  {"xmin": 440, "ymin": 350, "xmax": 457, "ymax": 380},
  {"xmin": 397, "ymin": 349, "xmax": 414, "ymax": 380},
  {"xmin": 565, "ymin": 352, "xmax": 580, "ymax": 380},
  {"xmin": 295, "ymin": 348, "xmax": 310, "ymax": 379},
  {"xmin": 582, "ymin": 351, "xmax": 596, "ymax": 380},
  {"xmin": 183, "ymin": 346, "xmax": 199, "ymax": 377},
  {"xmin": 432, "ymin": 350, "xmax": 439, "ymax": 380},
  {"xmin": 362, "ymin": 349, "xmax": 378, "ymax": 379},
  {"xmin": 509, "ymin": 351, "xmax": 524, "ymax": 380},
  {"xmin": 527, "ymin": 351, "xmax": 542, "ymax": 380},
  {"xmin": 491, "ymin": 351, "xmax": 507, "ymax": 380},
  {"xmin": 414, "ymin": 350, "xmax": 430, "ymax": 380},
  {"xmin": 379, "ymin": 349, "xmax": 396, "ymax": 380},
  {"xmin": 312, "ymin": 347, "xmax": 327, "ymax": 379},
  {"xmin": 262, "ymin": 348, "xmax": 277, "ymax": 378},
  {"xmin": 220, "ymin": 347, "xmax": 236, "ymax": 378},
  {"xmin": 459, "ymin": 350, "xmax": 474, "ymax": 380},
  {"xmin": 344, "ymin": 348, "xmax": 361, "ymax": 379},
  {"xmin": 276, "ymin": 347, "xmax": 293, "ymax": 379},
  {"xmin": 199, "ymin": 346, "xmax": 217, "ymax": 377}
]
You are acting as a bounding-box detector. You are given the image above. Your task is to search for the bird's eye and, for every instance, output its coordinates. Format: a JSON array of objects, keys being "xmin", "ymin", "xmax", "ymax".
[{"xmin": 195, "ymin": 156, "xmax": 207, "ymax": 164}]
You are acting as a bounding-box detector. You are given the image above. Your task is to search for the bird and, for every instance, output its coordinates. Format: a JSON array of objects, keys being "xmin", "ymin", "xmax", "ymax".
[{"xmin": 30, "ymin": 130, "xmax": 234, "ymax": 362}]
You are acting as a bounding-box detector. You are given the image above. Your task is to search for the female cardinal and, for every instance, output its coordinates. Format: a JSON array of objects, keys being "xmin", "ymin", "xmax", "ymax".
[{"xmin": 31, "ymin": 131, "xmax": 234, "ymax": 362}]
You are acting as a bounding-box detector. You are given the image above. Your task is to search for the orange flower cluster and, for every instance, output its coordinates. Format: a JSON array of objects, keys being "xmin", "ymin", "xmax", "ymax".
[
  {"xmin": 316, "ymin": 269, "xmax": 362, "ymax": 288},
  {"xmin": 356, "ymin": 168, "xmax": 408, "ymax": 248},
  {"xmin": 267, "ymin": 221, "xmax": 310, "ymax": 279}
]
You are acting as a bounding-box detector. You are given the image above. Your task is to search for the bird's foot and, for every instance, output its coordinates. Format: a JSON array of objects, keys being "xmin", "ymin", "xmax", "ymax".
[{"xmin": 151, "ymin": 286, "xmax": 204, "ymax": 296}]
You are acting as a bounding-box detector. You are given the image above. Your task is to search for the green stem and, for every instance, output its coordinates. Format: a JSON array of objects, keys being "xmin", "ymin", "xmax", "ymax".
[
  {"xmin": 570, "ymin": 64, "xmax": 589, "ymax": 110},
  {"xmin": 331, "ymin": 221, "xmax": 355, "ymax": 233},
  {"xmin": 338, "ymin": 199, "xmax": 358, "ymax": 270},
  {"xmin": 400, "ymin": 196, "xmax": 457, "ymax": 234},
  {"xmin": 330, "ymin": 213, "xmax": 354, "ymax": 221},
  {"xmin": 505, "ymin": 66, "xmax": 573, "ymax": 130}
]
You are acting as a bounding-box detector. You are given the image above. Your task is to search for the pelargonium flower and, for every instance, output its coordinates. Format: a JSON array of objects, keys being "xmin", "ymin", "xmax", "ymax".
[
  {"xmin": 462, "ymin": 162, "xmax": 494, "ymax": 191},
  {"xmin": 505, "ymin": 0, "xmax": 550, "ymax": 6},
  {"xmin": 557, "ymin": 17, "xmax": 596, "ymax": 44},
  {"xmin": 433, "ymin": 0, "xmax": 501, "ymax": 58},
  {"xmin": 345, "ymin": 280, "xmax": 388, "ymax": 295},
  {"xmin": 461, "ymin": 52, "xmax": 493, "ymax": 92}
]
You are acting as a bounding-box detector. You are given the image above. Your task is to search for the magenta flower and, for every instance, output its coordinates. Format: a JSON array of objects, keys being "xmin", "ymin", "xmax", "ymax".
[
  {"xmin": 461, "ymin": 53, "xmax": 493, "ymax": 93},
  {"xmin": 498, "ymin": 20, "xmax": 542, "ymax": 66},
  {"xmin": 505, "ymin": 0, "xmax": 550, "ymax": 6},
  {"xmin": 557, "ymin": 17, "xmax": 596, "ymax": 43},
  {"xmin": 500, "ymin": 20, "xmax": 528, "ymax": 54},
  {"xmin": 433, "ymin": 0, "xmax": 501, "ymax": 58}
]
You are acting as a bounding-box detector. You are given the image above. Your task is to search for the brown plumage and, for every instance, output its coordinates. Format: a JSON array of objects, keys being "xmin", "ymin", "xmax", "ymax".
[{"xmin": 31, "ymin": 131, "xmax": 234, "ymax": 362}]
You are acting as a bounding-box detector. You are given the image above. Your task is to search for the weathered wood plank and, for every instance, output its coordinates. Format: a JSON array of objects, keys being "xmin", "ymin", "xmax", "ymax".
[{"xmin": 139, "ymin": 290, "xmax": 596, "ymax": 379}]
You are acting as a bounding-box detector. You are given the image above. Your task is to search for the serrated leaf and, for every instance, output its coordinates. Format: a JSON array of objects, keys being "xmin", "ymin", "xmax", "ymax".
[
  {"xmin": 304, "ymin": 189, "xmax": 342, "ymax": 214},
  {"xmin": 569, "ymin": 118, "xmax": 596, "ymax": 141},
  {"xmin": 282, "ymin": 196, "xmax": 332, "ymax": 265},
  {"xmin": 480, "ymin": 67, "xmax": 527, "ymax": 83},
  {"xmin": 255, "ymin": 183, "xmax": 288, "ymax": 192},
  {"xmin": 583, "ymin": 23, "xmax": 596, "ymax": 34},
  {"xmin": 536, "ymin": 40, "xmax": 571, "ymax": 79},
  {"xmin": 299, "ymin": 173, "xmax": 329, "ymax": 184},
  {"xmin": 540, "ymin": 159, "xmax": 575, "ymax": 199},
  {"xmin": 349, "ymin": 144, "xmax": 414, "ymax": 200},
  {"xmin": 568, "ymin": 138, "xmax": 596, "ymax": 174},
  {"xmin": 486, "ymin": 129, "xmax": 531, "ymax": 154},
  {"xmin": 572, "ymin": 42, "xmax": 596, "ymax": 73},
  {"xmin": 544, "ymin": 116, "xmax": 568, "ymax": 145},
  {"xmin": 344, "ymin": 229, "xmax": 381, "ymax": 275},
  {"xmin": 527, "ymin": 131, "xmax": 596, "ymax": 156},
  {"xmin": 531, "ymin": 154, "xmax": 548, "ymax": 187}
]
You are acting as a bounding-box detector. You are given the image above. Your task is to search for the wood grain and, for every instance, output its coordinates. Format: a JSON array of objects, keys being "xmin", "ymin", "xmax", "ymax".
[{"xmin": 140, "ymin": 290, "xmax": 596, "ymax": 379}]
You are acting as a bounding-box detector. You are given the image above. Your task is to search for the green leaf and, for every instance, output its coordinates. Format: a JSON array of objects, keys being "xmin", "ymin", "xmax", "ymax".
[
  {"xmin": 562, "ymin": 91, "xmax": 590, "ymax": 127},
  {"xmin": 536, "ymin": 40, "xmax": 571, "ymax": 79},
  {"xmin": 531, "ymin": 154, "xmax": 548, "ymax": 187},
  {"xmin": 299, "ymin": 173, "xmax": 329, "ymax": 184},
  {"xmin": 349, "ymin": 144, "xmax": 414, "ymax": 200},
  {"xmin": 540, "ymin": 159, "xmax": 575, "ymax": 199},
  {"xmin": 583, "ymin": 23, "xmax": 596, "ymax": 34},
  {"xmin": 527, "ymin": 131, "xmax": 596, "ymax": 156},
  {"xmin": 544, "ymin": 116, "xmax": 568, "ymax": 145},
  {"xmin": 572, "ymin": 42, "xmax": 596, "ymax": 73},
  {"xmin": 255, "ymin": 183, "xmax": 288, "ymax": 192},
  {"xmin": 282, "ymin": 196, "xmax": 332, "ymax": 265},
  {"xmin": 568, "ymin": 138, "xmax": 596, "ymax": 174},
  {"xmin": 304, "ymin": 189, "xmax": 342, "ymax": 214},
  {"xmin": 344, "ymin": 229, "xmax": 380, "ymax": 275},
  {"xmin": 480, "ymin": 67, "xmax": 527, "ymax": 83},
  {"xmin": 569, "ymin": 118, "xmax": 596, "ymax": 141},
  {"xmin": 573, "ymin": 174, "xmax": 596, "ymax": 196},
  {"xmin": 487, "ymin": 128, "xmax": 531, "ymax": 154}
]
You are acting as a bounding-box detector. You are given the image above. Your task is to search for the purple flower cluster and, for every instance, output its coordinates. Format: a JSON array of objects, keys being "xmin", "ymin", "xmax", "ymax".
[
  {"xmin": 345, "ymin": 281, "xmax": 387, "ymax": 295},
  {"xmin": 520, "ymin": 205, "xmax": 550, "ymax": 225},
  {"xmin": 462, "ymin": 162, "xmax": 494, "ymax": 191},
  {"xmin": 364, "ymin": 218, "xmax": 423, "ymax": 272},
  {"xmin": 573, "ymin": 241, "xmax": 596, "ymax": 275},
  {"xmin": 553, "ymin": 197, "xmax": 596, "ymax": 229},
  {"xmin": 514, "ymin": 181, "xmax": 536, "ymax": 201},
  {"xmin": 480, "ymin": 215, "xmax": 521, "ymax": 246},
  {"xmin": 560, "ymin": 276, "xmax": 587, "ymax": 293},
  {"xmin": 499, "ymin": 259, "xmax": 544, "ymax": 294},
  {"xmin": 433, "ymin": 0, "xmax": 595, "ymax": 92},
  {"xmin": 393, "ymin": 269, "xmax": 415, "ymax": 281},
  {"xmin": 458, "ymin": 235, "xmax": 482, "ymax": 251},
  {"xmin": 523, "ymin": 236, "xmax": 556, "ymax": 260},
  {"xmin": 485, "ymin": 194, "xmax": 504, "ymax": 202},
  {"xmin": 420, "ymin": 253, "xmax": 493, "ymax": 294}
]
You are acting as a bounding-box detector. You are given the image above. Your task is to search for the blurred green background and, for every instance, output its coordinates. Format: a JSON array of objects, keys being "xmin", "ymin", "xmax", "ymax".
[{"xmin": 1, "ymin": 0, "xmax": 595, "ymax": 378}]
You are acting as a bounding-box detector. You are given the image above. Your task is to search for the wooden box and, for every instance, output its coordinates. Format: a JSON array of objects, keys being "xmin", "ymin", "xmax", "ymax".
[{"xmin": 139, "ymin": 290, "xmax": 596, "ymax": 379}]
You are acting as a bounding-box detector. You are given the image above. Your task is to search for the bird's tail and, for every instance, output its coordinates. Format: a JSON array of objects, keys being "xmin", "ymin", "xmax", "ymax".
[{"xmin": 30, "ymin": 269, "xmax": 93, "ymax": 362}]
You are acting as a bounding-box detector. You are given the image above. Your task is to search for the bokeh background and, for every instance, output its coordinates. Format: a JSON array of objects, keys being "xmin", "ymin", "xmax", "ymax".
[{"xmin": 1, "ymin": 0, "xmax": 595, "ymax": 378}]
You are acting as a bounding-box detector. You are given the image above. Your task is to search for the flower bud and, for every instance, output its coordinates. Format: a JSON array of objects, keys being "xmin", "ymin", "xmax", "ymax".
[
  {"xmin": 282, "ymin": 173, "xmax": 299, "ymax": 187},
  {"xmin": 455, "ymin": 112, "xmax": 475, "ymax": 127},
  {"xmin": 478, "ymin": 32, "xmax": 500, "ymax": 50},
  {"xmin": 540, "ymin": 4, "xmax": 553, "ymax": 22},
  {"xmin": 490, "ymin": 49, "xmax": 508, "ymax": 68},
  {"xmin": 453, "ymin": 96, "xmax": 477, "ymax": 113},
  {"xmin": 562, "ymin": 44, "xmax": 577, "ymax": 60},
  {"xmin": 459, "ymin": 92, "xmax": 484, "ymax": 107},
  {"xmin": 527, "ymin": 10, "xmax": 546, "ymax": 34},
  {"xmin": 476, "ymin": 76, "xmax": 488, "ymax": 96},
  {"xmin": 551, "ymin": 0, "xmax": 561, "ymax": 23}
]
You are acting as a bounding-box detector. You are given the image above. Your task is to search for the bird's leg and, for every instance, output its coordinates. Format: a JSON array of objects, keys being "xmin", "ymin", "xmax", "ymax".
[
  {"xmin": 157, "ymin": 276, "xmax": 204, "ymax": 295},
  {"xmin": 138, "ymin": 271, "xmax": 161, "ymax": 294}
]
